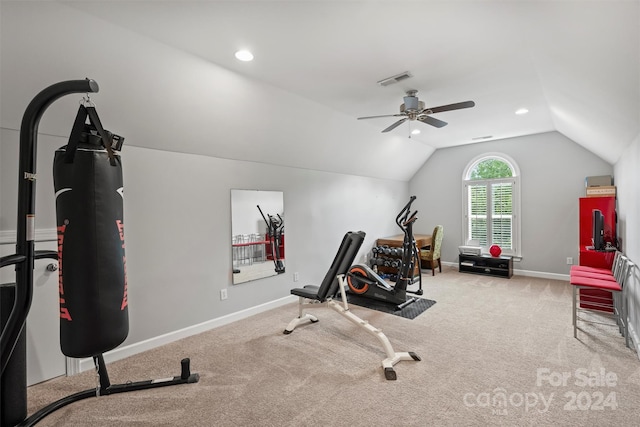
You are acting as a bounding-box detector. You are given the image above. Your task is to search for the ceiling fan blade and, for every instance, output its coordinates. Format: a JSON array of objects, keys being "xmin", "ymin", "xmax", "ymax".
[
  {"xmin": 382, "ymin": 117, "xmax": 408, "ymax": 133},
  {"xmin": 418, "ymin": 115, "xmax": 448, "ymax": 128},
  {"xmin": 425, "ymin": 100, "xmax": 475, "ymax": 114},
  {"xmin": 358, "ymin": 113, "xmax": 405, "ymax": 120}
]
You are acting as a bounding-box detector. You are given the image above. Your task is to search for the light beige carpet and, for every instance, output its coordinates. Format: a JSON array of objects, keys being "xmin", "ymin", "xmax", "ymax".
[{"xmin": 24, "ymin": 267, "xmax": 640, "ymax": 426}]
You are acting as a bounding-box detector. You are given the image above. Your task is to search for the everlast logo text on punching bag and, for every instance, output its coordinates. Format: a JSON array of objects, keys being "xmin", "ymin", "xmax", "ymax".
[
  {"xmin": 57, "ymin": 222, "xmax": 72, "ymax": 321},
  {"xmin": 117, "ymin": 219, "xmax": 128, "ymax": 310}
]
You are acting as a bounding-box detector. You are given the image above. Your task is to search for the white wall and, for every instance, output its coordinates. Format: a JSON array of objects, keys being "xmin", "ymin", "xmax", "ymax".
[
  {"xmin": 615, "ymin": 133, "xmax": 640, "ymax": 269},
  {"xmin": 409, "ymin": 131, "xmax": 614, "ymax": 275},
  {"xmin": 614, "ymin": 132, "xmax": 640, "ymax": 355},
  {"xmin": 121, "ymin": 143, "xmax": 408, "ymax": 343}
]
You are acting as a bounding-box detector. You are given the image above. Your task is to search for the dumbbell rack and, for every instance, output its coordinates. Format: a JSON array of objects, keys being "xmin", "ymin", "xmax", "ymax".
[
  {"xmin": 370, "ymin": 246, "xmax": 422, "ymax": 283},
  {"xmin": 371, "ymin": 234, "xmax": 432, "ymax": 282},
  {"xmin": 370, "ymin": 245, "xmax": 404, "ymax": 281}
]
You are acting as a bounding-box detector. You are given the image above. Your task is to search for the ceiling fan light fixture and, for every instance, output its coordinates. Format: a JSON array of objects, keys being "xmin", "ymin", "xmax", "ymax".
[
  {"xmin": 357, "ymin": 91, "xmax": 474, "ymax": 132},
  {"xmin": 235, "ymin": 50, "xmax": 254, "ymax": 61}
]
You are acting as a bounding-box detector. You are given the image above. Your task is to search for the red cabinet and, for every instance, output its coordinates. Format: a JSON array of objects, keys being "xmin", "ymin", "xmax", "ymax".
[{"xmin": 578, "ymin": 196, "xmax": 616, "ymax": 311}]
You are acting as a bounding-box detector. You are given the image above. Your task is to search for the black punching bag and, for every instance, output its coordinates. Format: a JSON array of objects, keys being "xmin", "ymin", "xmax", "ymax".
[{"xmin": 53, "ymin": 105, "xmax": 128, "ymax": 358}]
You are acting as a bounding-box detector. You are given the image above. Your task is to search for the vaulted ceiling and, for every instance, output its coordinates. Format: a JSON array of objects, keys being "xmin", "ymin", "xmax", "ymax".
[{"xmin": 3, "ymin": 1, "xmax": 639, "ymax": 181}]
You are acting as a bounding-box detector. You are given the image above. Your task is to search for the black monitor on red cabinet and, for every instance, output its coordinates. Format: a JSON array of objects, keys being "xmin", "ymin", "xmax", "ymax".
[{"xmin": 592, "ymin": 209, "xmax": 605, "ymax": 250}]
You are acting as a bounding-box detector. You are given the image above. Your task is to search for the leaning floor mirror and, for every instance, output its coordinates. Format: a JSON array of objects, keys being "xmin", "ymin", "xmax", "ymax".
[{"xmin": 231, "ymin": 189, "xmax": 285, "ymax": 285}]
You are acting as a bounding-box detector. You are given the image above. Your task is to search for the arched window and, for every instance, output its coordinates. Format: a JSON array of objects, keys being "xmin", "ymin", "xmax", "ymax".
[{"xmin": 462, "ymin": 153, "xmax": 521, "ymax": 257}]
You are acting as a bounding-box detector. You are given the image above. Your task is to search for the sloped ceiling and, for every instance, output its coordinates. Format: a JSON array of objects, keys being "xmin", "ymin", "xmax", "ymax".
[{"xmin": 3, "ymin": 1, "xmax": 639, "ymax": 181}]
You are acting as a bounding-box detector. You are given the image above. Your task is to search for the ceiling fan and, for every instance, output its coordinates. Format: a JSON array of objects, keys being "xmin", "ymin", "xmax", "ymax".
[{"xmin": 357, "ymin": 90, "xmax": 475, "ymax": 133}]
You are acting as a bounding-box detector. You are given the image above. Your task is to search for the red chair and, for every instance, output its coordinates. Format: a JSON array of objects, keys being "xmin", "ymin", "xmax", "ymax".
[
  {"xmin": 571, "ymin": 251, "xmax": 621, "ymax": 314},
  {"xmin": 570, "ymin": 251, "xmax": 620, "ymax": 276},
  {"xmin": 572, "ymin": 255, "xmax": 632, "ymax": 346},
  {"xmin": 570, "ymin": 270, "xmax": 617, "ymax": 281}
]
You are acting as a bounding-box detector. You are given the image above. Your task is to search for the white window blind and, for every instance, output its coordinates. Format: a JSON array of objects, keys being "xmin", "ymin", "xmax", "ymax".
[
  {"xmin": 468, "ymin": 184, "xmax": 487, "ymax": 246},
  {"xmin": 465, "ymin": 179, "xmax": 516, "ymax": 253},
  {"xmin": 491, "ymin": 182, "xmax": 513, "ymax": 249}
]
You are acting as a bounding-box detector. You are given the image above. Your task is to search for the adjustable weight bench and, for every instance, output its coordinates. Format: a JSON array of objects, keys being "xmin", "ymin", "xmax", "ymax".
[{"xmin": 283, "ymin": 231, "xmax": 420, "ymax": 380}]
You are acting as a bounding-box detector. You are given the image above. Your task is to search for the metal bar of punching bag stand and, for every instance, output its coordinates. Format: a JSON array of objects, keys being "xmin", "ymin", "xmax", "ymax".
[
  {"xmin": 0, "ymin": 79, "xmax": 99, "ymax": 424},
  {"xmin": 20, "ymin": 354, "xmax": 198, "ymax": 427}
]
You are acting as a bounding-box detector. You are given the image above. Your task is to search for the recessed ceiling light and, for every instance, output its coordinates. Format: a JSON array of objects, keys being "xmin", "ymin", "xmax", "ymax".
[
  {"xmin": 235, "ymin": 50, "xmax": 254, "ymax": 61},
  {"xmin": 515, "ymin": 108, "xmax": 529, "ymax": 115},
  {"xmin": 411, "ymin": 129, "xmax": 421, "ymax": 135}
]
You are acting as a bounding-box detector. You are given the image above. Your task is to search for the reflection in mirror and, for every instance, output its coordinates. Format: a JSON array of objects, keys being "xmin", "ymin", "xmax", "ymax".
[{"xmin": 231, "ymin": 189, "xmax": 284, "ymax": 284}]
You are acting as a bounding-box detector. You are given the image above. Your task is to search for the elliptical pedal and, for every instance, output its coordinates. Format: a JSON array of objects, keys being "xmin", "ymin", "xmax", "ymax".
[{"xmin": 396, "ymin": 297, "xmax": 418, "ymax": 311}]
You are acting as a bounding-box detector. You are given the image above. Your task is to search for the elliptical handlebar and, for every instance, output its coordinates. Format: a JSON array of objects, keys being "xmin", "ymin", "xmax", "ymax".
[
  {"xmin": 403, "ymin": 210, "xmax": 418, "ymax": 227},
  {"xmin": 396, "ymin": 195, "xmax": 417, "ymax": 231}
]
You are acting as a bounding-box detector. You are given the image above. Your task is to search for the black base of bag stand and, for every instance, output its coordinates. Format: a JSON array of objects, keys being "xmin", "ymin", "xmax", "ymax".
[
  {"xmin": 19, "ymin": 355, "xmax": 199, "ymax": 427},
  {"xmin": 0, "ymin": 79, "xmax": 199, "ymax": 427}
]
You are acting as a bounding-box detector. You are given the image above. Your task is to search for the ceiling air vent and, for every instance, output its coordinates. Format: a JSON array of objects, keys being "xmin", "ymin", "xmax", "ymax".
[
  {"xmin": 377, "ymin": 71, "xmax": 412, "ymax": 87},
  {"xmin": 472, "ymin": 135, "xmax": 493, "ymax": 141}
]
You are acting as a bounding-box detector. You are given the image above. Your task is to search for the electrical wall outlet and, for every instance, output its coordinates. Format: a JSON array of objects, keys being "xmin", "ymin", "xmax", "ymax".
[
  {"xmin": 293, "ymin": 272, "xmax": 299, "ymax": 282},
  {"xmin": 220, "ymin": 288, "xmax": 228, "ymax": 300},
  {"xmin": 566, "ymin": 257, "xmax": 573, "ymax": 265}
]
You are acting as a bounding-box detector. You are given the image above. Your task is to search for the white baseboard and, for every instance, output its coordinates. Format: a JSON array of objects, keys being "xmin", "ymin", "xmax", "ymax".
[
  {"xmin": 441, "ymin": 261, "xmax": 569, "ymax": 281},
  {"xmin": 513, "ymin": 269, "xmax": 569, "ymax": 281},
  {"xmin": 69, "ymin": 295, "xmax": 297, "ymax": 375}
]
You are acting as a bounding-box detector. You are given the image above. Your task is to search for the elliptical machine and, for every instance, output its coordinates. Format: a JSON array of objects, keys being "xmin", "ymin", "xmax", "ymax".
[
  {"xmin": 346, "ymin": 196, "xmax": 423, "ymax": 309},
  {"xmin": 257, "ymin": 205, "xmax": 285, "ymax": 274}
]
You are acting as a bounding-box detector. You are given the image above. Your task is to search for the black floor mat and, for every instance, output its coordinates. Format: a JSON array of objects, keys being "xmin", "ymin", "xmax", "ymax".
[{"xmin": 346, "ymin": 293, "xmax": 436, "ymax": 319}]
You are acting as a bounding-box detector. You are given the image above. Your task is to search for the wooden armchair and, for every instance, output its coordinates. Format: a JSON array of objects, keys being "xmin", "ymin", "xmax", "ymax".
[{"xmin": 420, "ymin": 225, "xmax": 443, "ymax": 276}]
